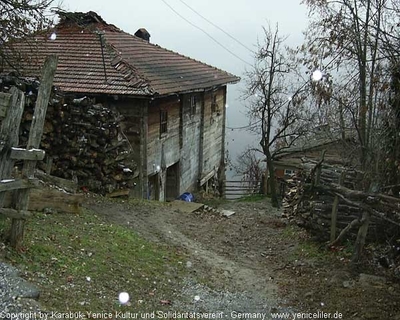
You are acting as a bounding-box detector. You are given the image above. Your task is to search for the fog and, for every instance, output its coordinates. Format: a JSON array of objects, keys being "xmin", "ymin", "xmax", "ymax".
[{"xmin": 61, "ymin": 0, "xmax": 309, "ymax": 167}]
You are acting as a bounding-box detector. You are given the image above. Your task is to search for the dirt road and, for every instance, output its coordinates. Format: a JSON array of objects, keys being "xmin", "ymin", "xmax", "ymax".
[{"xmin": 86, "ymin": 197, "xmax": 400, "ymax": 320}]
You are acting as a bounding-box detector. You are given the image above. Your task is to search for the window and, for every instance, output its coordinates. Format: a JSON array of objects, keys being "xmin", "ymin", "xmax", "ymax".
[
  {"xmin": 284, "ymin": 169, "xmax": 295, "ymax": 176},
  {"xmin": 190, "ymin": 95, "xmax": 197, "ymax": 116},
  {"xmin": 211, "ymin": 92, "xmax": 219, "ymax": 114},
  {"xmin": 160, "ymin": 109, "xmax": 168, "ymax": 136}
]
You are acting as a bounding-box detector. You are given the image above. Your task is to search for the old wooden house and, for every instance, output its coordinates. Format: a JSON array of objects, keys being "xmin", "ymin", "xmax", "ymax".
[{"xmin": 2, "ymin": 11, "xmax": 239, "ymax": 200}]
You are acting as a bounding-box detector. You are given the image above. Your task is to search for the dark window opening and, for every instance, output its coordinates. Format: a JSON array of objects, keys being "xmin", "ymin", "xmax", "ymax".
[
  {"xmin": 190, "ymin": 95, "xmax": 197, "ymax": 116},
  {"xmin": 211, "ymin": 93, "xmax": 219, "ymax": 113},
  {"xmin": 160, "ymin": 109, "xmax": 168, "ymax": 136}
]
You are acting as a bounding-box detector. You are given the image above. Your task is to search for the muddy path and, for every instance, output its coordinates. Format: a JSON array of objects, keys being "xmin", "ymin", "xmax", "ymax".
[
  {"xmin": 85, "ymin": 198, "xmax": 290, "ymax": 317},
  {"xmin": 85, "ymin": 197, "xmax": 400, "ymax": 320}
]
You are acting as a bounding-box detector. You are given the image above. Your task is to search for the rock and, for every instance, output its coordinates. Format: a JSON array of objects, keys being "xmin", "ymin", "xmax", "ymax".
[
  {"xmin": 0, "ymin": 262, "xmax": 42, "ymax": 316},
  {"xmin": 330, "ymin": 270, "xmax": 351, "ymax": 283},
  {"xmin": 359, "ymin": 273, "xmax": 386, "ymax": 288},
  {"xmin": 343, "ymin": 280, "xmax": 355, "ymax": 288},
  {"xmin": 8, "ymin": 277, "xmax": 40, "ymax": 300},
  {"xmin": 388, "ymin": 286, "xmax": 396, "ymax": 295},
  {"xmin": 5, "ymin": 297, "xmax": 42, "ymax": 313},
  {"xmin": 0, "ymin": 262, "xmax": 20, "ymax": 278},
  {"xmin": 221, "ymin": 210, "xmax": 235, "ymax": 217}
]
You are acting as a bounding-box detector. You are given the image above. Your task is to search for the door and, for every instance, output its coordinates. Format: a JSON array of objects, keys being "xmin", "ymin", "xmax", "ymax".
[
  {"xmin": 166, "ymin": 162, "xmax": 179, "ymax": 201},
  {"xmin": 148, "ymin": 173, "xmax": 160, "ymax": 200}
]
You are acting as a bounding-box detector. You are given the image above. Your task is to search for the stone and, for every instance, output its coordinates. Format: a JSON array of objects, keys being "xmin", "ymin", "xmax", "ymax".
[
  {"xmin": 359, "ymin": 273, "xmax": 386, "ymax": 288},
  {"xmin": 221, "ymin": 210, "xmax": 235, "ymax": 217},
  {"xmin": 8, "ymin": 277, "xmax": 40, "ymax": 300},
  {"xmin": 0, "ymin": 262, "xmax": 20, "ymax": 278},
  {"xmin": 343, "ymin": 280, "xmax": 355, "ymax": 288}
]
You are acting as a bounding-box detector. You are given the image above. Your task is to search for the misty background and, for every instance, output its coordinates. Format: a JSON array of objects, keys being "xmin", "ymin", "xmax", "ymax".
[{"xmin": 61, "ymin": 0, "xmax": 309, "ymax": 176}]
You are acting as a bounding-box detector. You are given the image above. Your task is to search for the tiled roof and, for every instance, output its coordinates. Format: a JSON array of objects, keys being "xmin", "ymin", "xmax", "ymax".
[{"xmin": 4, "ymin": 11, "xmax": 240, "ymax": 96}]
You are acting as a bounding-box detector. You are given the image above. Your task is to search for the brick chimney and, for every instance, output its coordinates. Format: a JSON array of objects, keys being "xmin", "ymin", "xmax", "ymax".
[{"xmin": 134, "ymin": 28, "xmax": 150, "ymax": 42}]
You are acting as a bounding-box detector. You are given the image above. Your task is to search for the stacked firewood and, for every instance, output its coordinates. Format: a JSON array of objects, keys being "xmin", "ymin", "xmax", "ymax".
[
  {"xmin": 1, "ymin": 76, "xmax": 137, "ymax": 194},
  {"xmin": 283, "ymin": 160, "xmax": 400, "ymax": 242}
]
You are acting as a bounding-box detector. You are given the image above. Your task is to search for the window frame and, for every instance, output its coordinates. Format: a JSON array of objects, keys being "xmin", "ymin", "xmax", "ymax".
[
  {"xmin": 160, "ymin": 109, "xmax": 168, "ymax": 137},
  {"xmin": 190, "ymin": 95, "xmax": 197, "ymax": 116},
  {"xmin": 211, "ymin": 92, "xmax": 220, "ymax": 114}
]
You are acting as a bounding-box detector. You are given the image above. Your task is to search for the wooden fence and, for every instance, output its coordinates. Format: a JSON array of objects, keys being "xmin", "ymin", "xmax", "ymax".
[
  {"xmin": 283, "ymin": 152, "xmax": 400, "ymax": 261},
  {"xmin": 0, "ymin": 55, "xmax": 58, "ymax": 249},
  {"xmin": 225, "ymin": 180, "xmax": 262, "ymax": 200}
]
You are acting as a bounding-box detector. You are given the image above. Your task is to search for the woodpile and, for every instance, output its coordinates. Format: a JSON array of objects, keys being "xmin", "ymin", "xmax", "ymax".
[
  {"xmin": 1, "ymin": 76, "xmax": 137, "ymax": 194},
  {"xmin": 282, "ymin": 159, "xmax": 400, "ymax": 243}
]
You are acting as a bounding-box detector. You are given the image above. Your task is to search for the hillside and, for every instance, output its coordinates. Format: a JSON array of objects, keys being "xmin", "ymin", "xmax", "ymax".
[{"xmin": 0, "ymin": 196, "xmax": 399, "ymax": 319}]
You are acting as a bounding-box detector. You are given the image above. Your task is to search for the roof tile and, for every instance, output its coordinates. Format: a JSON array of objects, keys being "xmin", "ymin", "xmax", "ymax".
[{"xmin": 4, "ymin": 12, "xmax": 240, "ymax": 96}]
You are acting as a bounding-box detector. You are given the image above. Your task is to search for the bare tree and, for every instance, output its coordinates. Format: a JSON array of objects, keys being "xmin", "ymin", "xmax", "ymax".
[
  {"xmin": 299, "ymin": 0, "xmax": 400, "ymax": 261},
  {"xmin": 234, "ymin": 147, "xmax": 264, "ymax": 192},
  {"xmin": 0, "ymin": 0, "xmax": 56, "ymax": 71},
  {"xmin": 244, "ymin": 25, "xmax": 311, "ymax": 208},
  {"xmin": 300, "ymin": 0, "xmax": 398, "ymax": 172}
]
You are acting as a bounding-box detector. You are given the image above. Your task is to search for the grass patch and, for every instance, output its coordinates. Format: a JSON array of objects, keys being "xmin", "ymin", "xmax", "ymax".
[
  {"xmin": 281, "ymin": 224, "xmax": 302, "ymax": 240},
  {"xmin": 237, "ymin": 194, "xmax": 266, "ymax": 202},
  {"xmin": 198, "ymin": 197, "xmax": 228, "ymax": 207},
  {"xmin": 0, "ymin": 208, "xmax": 186, "ymax": 312}
]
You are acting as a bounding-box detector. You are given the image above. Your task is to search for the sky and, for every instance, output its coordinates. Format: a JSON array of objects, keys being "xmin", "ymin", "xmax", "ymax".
[{"xmin": 59, "ymin": 0, "xmax": 310, "ymax": 165}]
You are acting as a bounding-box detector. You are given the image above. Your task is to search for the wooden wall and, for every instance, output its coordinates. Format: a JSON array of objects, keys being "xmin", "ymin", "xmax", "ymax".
[
  {"xmin": 201, "ymin": 87, "xmax": 225, "ymax": 182},
  {"xmin": 179, "ymin": 93, "xmax": 203, "ymax": 192},
  {"xmin": 106, "ymin": 86, "xmax": 227, "ymax": 200},
  {"xmin": 147, "ymin": 96, "xmax": 181, "ymax": 173}
]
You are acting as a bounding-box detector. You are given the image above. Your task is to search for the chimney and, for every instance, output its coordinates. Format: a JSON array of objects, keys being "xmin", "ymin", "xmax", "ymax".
[{"xmin": 135, "ymin": 28, "xmax": 150, "ymax": 42}]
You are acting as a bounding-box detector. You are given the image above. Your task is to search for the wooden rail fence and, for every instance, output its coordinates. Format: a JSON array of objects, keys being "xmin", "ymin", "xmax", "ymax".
[
  {"xmin": 0, "ymin": 55, "xmax": 58, "ymax": 249},
  {"xmin": 225, "ymin": 180, "xmax": 262, "ymax": 199}
]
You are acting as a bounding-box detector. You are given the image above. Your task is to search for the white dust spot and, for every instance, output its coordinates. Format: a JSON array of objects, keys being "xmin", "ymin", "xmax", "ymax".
[
  {"xmin": 119, "ymin": 292, "xmax": 130, "ymax": 304},
  {"xmin": 312, "ymin": 69, "xmax": 323, "ymax": 82}
]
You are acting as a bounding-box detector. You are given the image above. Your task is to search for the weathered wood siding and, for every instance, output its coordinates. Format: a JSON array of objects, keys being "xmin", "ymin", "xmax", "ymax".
[
  {"xmin": 179, "ymin": 93, "xmax": 203, "ymax": 192},
  {"xmin": 105, "ymin": 87, "xmax": 227, "ymax": 200},
  {"xmin": 147, "ymin": 97, "xmax": 180, "ymax": 176},
  {"xmin": 201, "ymin": 87, "xmax": 225, "ymax": 180}
]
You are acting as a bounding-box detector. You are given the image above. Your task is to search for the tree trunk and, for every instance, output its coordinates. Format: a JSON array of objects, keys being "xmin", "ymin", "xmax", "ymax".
[
  {"xmin": 266, "ymin": 150, "xmax": 279, "ymax": 208},
  {"xmin": 352, "ymin": 210, "xmax": 371, "ymax": 263}
]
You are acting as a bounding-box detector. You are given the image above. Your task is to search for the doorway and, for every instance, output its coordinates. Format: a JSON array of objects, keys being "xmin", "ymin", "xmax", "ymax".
[
  {"xmin": 166, "ymin": 162, "xmax": 179, "ymax": 201},
  {"xmin": 148, "ymin": 173, "xmax": 160, "ymax": 201}
]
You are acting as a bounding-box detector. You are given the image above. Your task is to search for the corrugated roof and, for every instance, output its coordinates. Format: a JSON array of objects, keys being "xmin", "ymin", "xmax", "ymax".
[{"xmin": 4, "ymin": 11, "xmax": 240, "ymax": 96}]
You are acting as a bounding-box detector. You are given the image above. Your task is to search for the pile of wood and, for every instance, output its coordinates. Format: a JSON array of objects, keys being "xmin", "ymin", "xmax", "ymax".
[
  {"xmin": 282, "ymin": 159, "xmax": 400, "ymax": 243},
  {"xmin": 1, "ymin": 76, "xmax": 137, "ymax": 194}
]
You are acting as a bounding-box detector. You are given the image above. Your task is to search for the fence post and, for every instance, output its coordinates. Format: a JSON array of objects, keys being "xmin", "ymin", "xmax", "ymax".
[
  {"xmin": 352, "ymin": 210, "xmax": 371, "ymax": 263},
  {"xmin": 330, "ymin": 171, "xmax": 345, "ymax": 243},
  {"xmin": 0, "ymin": 88, "xmax": 25, "ymax": 207},
  {"xmin": 10, "ymin": 55, "xmax": 58, "ymax": 249}
]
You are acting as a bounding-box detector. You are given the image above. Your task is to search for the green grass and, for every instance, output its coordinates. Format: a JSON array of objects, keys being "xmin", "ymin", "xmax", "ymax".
[
  {"xmin": 0, "ymin": 209, "xmax": 186, "ymax": 312},
  {"xmin": 281, "ymin": 224, "xmax": 353, "ymax": 263},
  {"xmin": 237, "ymin": 194, "xmax": 266, "ymax": 202}
]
